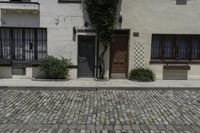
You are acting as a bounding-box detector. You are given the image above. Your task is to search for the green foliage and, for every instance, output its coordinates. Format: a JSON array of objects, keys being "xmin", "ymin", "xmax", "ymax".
[
  {"xmin": 40, "ymin": 56, "xmax": 71, "ymax": 79},
  {"xmin": 129, "ymin": 68, "xmax": 155, "ymax": 82},
  {"xmin": 85, "ymin": 0, "xmax": 119, "ymax": 42}
]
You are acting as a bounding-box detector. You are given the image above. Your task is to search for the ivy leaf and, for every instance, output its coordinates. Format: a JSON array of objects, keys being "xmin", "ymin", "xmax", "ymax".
[{"xmin": 85, "ymin": 0, "xmax": 119, "ymax": 43}]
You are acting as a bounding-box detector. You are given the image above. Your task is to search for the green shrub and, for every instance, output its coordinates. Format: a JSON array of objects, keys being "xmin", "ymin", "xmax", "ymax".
[
  {"xmin": 129, "ymin": 68, "xmax": 155, "ymax": 82},
  {"xmin": 40, "ymin": 56, "xmax": 71, "ymax": 79}
]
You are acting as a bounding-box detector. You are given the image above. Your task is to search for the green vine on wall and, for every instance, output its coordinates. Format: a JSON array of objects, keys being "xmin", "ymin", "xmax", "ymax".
[
  {"xmin": 85, "ymin": 0, "xmax": 119, "ymax": 79},
  {"xmin": 85, "ymin": 0, "xmax": 119, "ymax": 42}
]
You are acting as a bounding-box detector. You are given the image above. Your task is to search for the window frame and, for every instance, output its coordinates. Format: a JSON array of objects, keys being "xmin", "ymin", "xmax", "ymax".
[
  {"xmin": 0, "ymin": 27, "xmax": 47, "ymax": 66},
  {"xmin": 150, "ymin": 34, "xmax": 200, "ymax": 64}
]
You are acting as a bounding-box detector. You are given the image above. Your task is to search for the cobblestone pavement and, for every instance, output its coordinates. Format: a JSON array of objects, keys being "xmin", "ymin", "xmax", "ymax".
[{"xmin": 0, "ymin": 89, "xmax": 200, "ymax": 133}]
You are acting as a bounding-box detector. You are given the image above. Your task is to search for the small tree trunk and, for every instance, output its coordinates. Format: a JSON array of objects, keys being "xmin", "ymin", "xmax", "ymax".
[{"xmin": 98, "ymin": 42, "xmax": 108, "ymax": 79}]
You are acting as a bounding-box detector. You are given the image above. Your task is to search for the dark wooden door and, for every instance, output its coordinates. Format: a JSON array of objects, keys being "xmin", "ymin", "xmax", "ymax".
[
  {"xmin": 110, "ymin": 35, "xmax": 128, "ymax": 78},
  {"xmin": 78, "ymin": 36, "xmax": 95, "ymax": 77}
]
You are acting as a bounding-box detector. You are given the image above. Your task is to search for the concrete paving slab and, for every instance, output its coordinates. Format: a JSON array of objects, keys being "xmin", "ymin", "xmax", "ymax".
[{"xmin": 0, "ymin": 79, "xmax": 199, "ymax": 89}]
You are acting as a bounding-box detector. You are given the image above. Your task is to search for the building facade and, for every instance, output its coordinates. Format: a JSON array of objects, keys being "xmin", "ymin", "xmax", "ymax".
[{"xmin": 0, "ymin": 0, "xmax": 200, "ymax": 80}]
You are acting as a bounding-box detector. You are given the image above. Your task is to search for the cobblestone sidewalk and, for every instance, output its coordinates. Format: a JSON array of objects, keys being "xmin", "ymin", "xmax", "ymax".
[{"xmin": 0, "ymin": 89, "xmax": 200, "ymax": 133}]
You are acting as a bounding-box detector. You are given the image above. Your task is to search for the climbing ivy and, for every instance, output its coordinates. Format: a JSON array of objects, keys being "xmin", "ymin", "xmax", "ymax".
[
  {"xmin": 85, "ymin": 0, "xmax": 119, "ymax": 79},
  {"xmin": 85, "ymin": 0, "xmax": 119, "ymax": 42}
]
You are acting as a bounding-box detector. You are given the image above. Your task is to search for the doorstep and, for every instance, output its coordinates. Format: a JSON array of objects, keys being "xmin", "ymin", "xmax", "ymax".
[{"xmin": 0, "ymin": 78, "xmax": 199, "ymax": 90}]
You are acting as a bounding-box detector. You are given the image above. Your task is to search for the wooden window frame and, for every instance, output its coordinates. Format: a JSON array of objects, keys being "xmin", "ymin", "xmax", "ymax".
[{"xmin": 150, "ymin": 34, "xmax": 200, "ymax": 64}]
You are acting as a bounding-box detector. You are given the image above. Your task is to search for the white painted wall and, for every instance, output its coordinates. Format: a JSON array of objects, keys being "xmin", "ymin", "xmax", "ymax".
[
  {"xmin": 0, "ymin": 0, "xmax": 93, "ymax": 79},
  {"xmin": 121, "ymin": 0, "xmax": 200, "ymax": 79},
  {"xmin": 39, "ymin": 1, "xmax": 89, "ymax": 79},
  {"xmin": 0, "ymin": 0, "xmax": 200, "ymax": 80},
  {"xmin": 1, "ymin": 10, "xmax": 39, "ymax": 27}
]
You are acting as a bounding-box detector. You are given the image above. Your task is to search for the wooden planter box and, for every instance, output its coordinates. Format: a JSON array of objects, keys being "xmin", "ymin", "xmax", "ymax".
[{"xmin": 163, "ymin": 65, "xmax": 191, "ymax": 70}]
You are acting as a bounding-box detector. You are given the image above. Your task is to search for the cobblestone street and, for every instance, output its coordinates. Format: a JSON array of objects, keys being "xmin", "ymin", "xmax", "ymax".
[{"xmin": 0, "ymin": 89, "xmax": 200, "ymax": 133}]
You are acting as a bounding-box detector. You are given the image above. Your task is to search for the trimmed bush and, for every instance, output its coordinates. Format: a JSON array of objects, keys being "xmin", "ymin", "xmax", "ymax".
[
  {"xmin": 129, "ymin": 68, "xmax": 155, "ymax": 82},
  {"xmin": 40, "ymin": 56, "xmax": 71, "ymax": 79}
]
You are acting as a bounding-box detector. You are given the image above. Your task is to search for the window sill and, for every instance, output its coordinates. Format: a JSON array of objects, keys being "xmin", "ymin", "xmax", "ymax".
[
  {"xmin": 58, "ymin": 0, "xmax": 81, "ymax": 3},
  {"xmin": 0, "ymin": 1, "xmax": 39, "ymax": 5},
  {"xmin": 163, "ymin": 65, "xmax": 191, "ymax": 70},
  {"xmin": 0, "ymin": 1, "xmax": 39, "ymax": 11},
  {"xmin": 150, "ymin": 60, "xmax": 200, "ymax": 64},
  {"xmin": 0, "ymin": 60, "xmax": 40, "ymax": 67}
]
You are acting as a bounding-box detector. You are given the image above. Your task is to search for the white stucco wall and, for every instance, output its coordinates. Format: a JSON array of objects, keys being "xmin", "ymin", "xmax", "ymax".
[
  {"xmin": 1, "ymin": 10, "xmax": 39, "ymax": 27},
  {"xmin": 0, "ymin": 0, "xmax": 200, "ymax": 80},
  {"xmin": 0, "ymin": 0, "xmax": 87, "ymax": 79},
  {"xmin": 121, "ymin": 0, "xmax": 200, "ymax": 79},
  {"xmin": 40, "ymin": 1, "xmax": 85, "ymax": 61},
  {"xmin": 39, "ymin": 0, "xmax": 89, "ymax": 79}
]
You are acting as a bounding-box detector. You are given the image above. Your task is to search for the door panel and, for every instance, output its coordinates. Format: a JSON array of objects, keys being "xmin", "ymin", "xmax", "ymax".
[
  {"xmin": 110, "ymin": 35, "xmax": 128, "ymax": 78},
  {"xmin": 78, "ymin": 36, "xmax": 95, "ymax": 77}
]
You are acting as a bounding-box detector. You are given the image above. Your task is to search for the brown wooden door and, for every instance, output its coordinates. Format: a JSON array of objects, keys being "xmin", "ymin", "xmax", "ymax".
[{"xmin": 110, "ymin": 35, "xmax": 128, "ymax": 78}]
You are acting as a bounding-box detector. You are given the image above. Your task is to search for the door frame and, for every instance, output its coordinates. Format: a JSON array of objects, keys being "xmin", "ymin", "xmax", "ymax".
[
  {"xmin": 109, "ymin": 29, "xmax": 130, "ymax": 78},
  {"xmin": 77, "ymin": 35, "xmax": 97, "ymax": 78}
]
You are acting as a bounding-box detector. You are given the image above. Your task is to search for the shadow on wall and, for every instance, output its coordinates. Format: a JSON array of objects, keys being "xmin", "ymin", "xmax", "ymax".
[
  {"xmin": 81, "ymin": 1, "xmax": 90, "ymax": 29},
  {"xmin": 116, "ymin": 0, "xmax": 122, "ymax": 29},
  {"xmin": 32, "ymin": 67, "xmax": 46, "ymax": 79}
]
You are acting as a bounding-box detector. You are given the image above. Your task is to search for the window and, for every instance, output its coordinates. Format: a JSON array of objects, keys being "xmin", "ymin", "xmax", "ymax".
[
  {"xmin": 58, "ymin": 0, "xmax": 81, "ymax": 3},
  {"xmin": 151, "ymin": 34, "xmax": 200, "ymax": 63},
  {"xmin": 192, "ymin": 37, "xmax": 200, "ymax": 60},
  {"xmin": 12, "ymin": 67, "xmax": 26, "ymax": 75},
  {"xmin": 176, "ymin": 0, "xmax": 187, "ymax": 5},
  {"xmin": 0, "ymin": 27, "xmax": 47, "ymax": 62}
]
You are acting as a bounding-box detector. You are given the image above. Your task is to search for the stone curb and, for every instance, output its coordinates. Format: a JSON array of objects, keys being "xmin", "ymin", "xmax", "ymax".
[{"xmin": 0, "ymin": 86, "xmax": 199, "ymax": 91}]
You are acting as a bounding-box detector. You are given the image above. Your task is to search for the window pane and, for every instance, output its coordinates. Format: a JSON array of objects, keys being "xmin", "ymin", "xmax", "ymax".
[
  {"xmin": 13, "ymin": 29, "xmax": 23, "ymax": 60},
  {"xmin": 0, "ymin": 29, "xmax": 2, "ymax": 59},
  {"xmin": 1, "ymin": 29, "xmax": 11, "ymax": 60},
  {"xmin": 151, "ymin": 35, "xmax": 161, "ymax": 59},
  {"xmin": 24, "ymin": 29, "xmax": 35, "ymax": 61},
  {"xmin": 192, "ymin": 36, "xmax": 200, "ymax": 60},
  {"xmin": 164, "ymin": 35, "xmax": 175, "ymax": 59},
  {"xmin": 37, "ymin": 29, "xmax": 47, "ymax": 60},
  {"xmin": 177, "ymin": 36, "xmax": 190, "ymax": 60}
]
